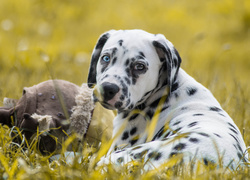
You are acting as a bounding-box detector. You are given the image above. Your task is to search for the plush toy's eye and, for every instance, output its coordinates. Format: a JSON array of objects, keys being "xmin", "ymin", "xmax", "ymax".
[{"xmin": 102, "ymin": 55, "xmax": 110, "ymax": 63}]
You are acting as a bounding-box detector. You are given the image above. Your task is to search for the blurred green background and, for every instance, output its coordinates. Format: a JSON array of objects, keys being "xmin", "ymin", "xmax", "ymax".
[{"xmin": 0, "ymin": 0, "xmax": 250, "ymax": 143}]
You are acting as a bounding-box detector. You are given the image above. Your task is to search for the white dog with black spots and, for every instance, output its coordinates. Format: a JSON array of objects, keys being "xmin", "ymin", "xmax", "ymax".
[{"xmin": 87, "ymin": 29, "xmax": 248, "ymax": 170}]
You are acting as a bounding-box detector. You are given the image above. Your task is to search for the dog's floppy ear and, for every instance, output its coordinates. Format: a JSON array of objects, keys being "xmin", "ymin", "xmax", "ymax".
[
  {"xmin": 87, "ymin": 30, "xmax": 115, "ymax": 88},
  {"xmin": 152, "ymin": 34, "xmax": 181, "ymax": 89}
]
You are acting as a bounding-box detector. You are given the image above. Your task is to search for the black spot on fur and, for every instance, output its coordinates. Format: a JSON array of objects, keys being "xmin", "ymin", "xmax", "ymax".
[
  {"xmin": 128, "ymin": 104, "xmax": 134, "ymax": 110},
  {"xmin": 139, "ymin": 51, "xmax": 145, "ymax": 58},
  {"xmin": 173, "ymin": 143, "xmax": 186, "ymax": 151},
  {"xmin": 229, "ymin": 133, "xmax": 240, "ymax": 144},
  {"xmin": 174, "ymin": 127, "xmax": 182, "ymax": 133},
  {"xmin": 130, "ymin": 139, "xmax": 138, "ymax": 146},
  {"xmin": 122, "ymin": 131, "xmax": 129, "ymax": 140},
  {"xmin": 198, "ymin": 132, "xmax": 209, "ymax": 137},
  {"xmin": 133, "ymin": 149, "xmax": 149, "ymax": 159},
  {"xmin": 164, "ymin": 131, "xmax": 171, "ymax": 138},
  {"xmin": 135, "ymin": 103, "xmax": 146, "ymax": 111},
  {"xmin": 237, "ymin": 152, "xmax": 243, "ymax": 160},
  {"xmin": 228, "ymin": 123, "xmax": 237, "ymax": 131},
  {"xmin": 112, "ymin": 57, "xmax": 117, "ymax": 65},
  {"xmin": 115, "ymin": 101, "xmax": 123, "ymax": 109},
  {"xmin": 129, "ymin": 113, "xmax": 139, "ymax": 121},
  {"xmin": 203, "ymin": 158, "xmax": 209, "ymax": 165},
  {"xmin": 146, "ymin": 109, "xmax": 154, "ymax": 120},
  {"xmin": 161, "ymin": 105, "xmax": 170, "ymax": 112},
  {"xmin": 214, "ymin": 133, "xmax": 221, "ymax": 138},
  {"xmin": 115, "ymin": 149, "xmax": 125, "ymax": 153},
  {"xmin": 150, "ymin": 98, "xmax": 161, "ymax": 109},
  {"xmin": 186, "ymin": 87, "xmax": 197, "ymax": 96},
  {"xmin": 125, "ymin": 68, "xmax": 131, "ymax": 77},
  {"xmin": 122, "ymin": 112, "xmax": 129, "ymax": 119},
  {"xmin": 117, "ymin": 157, "xmax": 124, "ymax": 163},
  {"xmin": 125, "ymin": 59, "xmax": 130, "ymax": 66},
  {"xmin": 148, "ymin": 151, "xmax": 162, "ymax": 160},
  {"xmin": 124, "ymin": 77, "xmax": 131, "ymax": 85},
  {"xmin": 174, "ymin": 93, "xmax": 179, "ymax": 98},
  {"xmin": 118, "ymin": 39, "xmax": 123, "ymax": 46},
  {"xmin": 120, "ymin": 95, "xmax": 125, "ymax": 101},
  {"xmin": 122, "ymin": 86, "xmax": 128, "ymax": 97},
  {"xmin": 237, "ymin": 144, "xmax": 243, "ymax": 153},
  {"xmin": 152, "ymin": 126, "xmax": 165, "ymax": 141},
  {"xmin": 101, "ymin": 66, "xmax": 108, "ymax": 73},
  {"xmin": 193, "ymin": 113, "xmax": 204, "ymax": 116},
  {"xmin": 130, "ymin": 127, "xmax": 137, "ymax": 135},
  {"xmin": 111, "ymin": 48, "xmax": 118, "ymax": 57},
  {"xmin": 229, "ymin": 128, "xmax": 238, "ymax": 134},
  {"xmin": 132, "ymin": 77, "xmax": 137, "ymax": 85},
  {"xmin": 189, "ymin": 138, "xmax": 199, "ymax": 143},
  {"xmin": 188, "ymin": 122, "xmax": 198, "ymax": 127},
  {"xmin": 173, "ymin": 121, "xmax": 181, "ymax": 126},
  {"xmin": 209, "ymin": 106, "xmax": 222, "ymax": 112},
  {"xmin": 169, "ymin": 152, "xmax": 179, "ymax": 158},
  {"xmin": 154, "ymin": 152, "xmax": 162, "ymax": 161},
  {"xmin": 218, "ymin": 113, "xmax": 226, "ymax": 117},
  {"xmin": 171, "ymin": 82, "xmax": 179, "ymax": 92},
  {"xmin": 181, "ymin": 107, "xmax": 188, "ymax": 111}
]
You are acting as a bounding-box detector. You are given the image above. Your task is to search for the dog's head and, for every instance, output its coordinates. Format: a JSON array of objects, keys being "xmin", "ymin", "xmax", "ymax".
[{"xmin": 88, "ymin": 29, "xmax": 181, "ymax": 111}]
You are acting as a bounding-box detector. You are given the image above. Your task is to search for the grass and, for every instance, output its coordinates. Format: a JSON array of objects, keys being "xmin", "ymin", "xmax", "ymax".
[{"xmin": 0, "ymin": 0, "xmax": 250, "ymax": 179}]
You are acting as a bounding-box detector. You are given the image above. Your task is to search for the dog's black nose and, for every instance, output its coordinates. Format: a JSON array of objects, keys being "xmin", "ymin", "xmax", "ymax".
[{"xmin": 102, "ymin": 82, "xmax": 120, "ymax": 101}]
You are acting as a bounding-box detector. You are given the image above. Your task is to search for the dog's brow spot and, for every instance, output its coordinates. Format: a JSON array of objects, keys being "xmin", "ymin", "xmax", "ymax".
[
  {"xmin": 118, "ymin": 39, "xmax": 123, "ymax": 46},
  {"xmin": 111, "ymin": 48, "xmax": 118, "ymax": 57}
]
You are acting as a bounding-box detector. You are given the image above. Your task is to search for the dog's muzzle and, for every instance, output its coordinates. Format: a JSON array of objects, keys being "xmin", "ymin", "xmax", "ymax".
[
  {"xmin": 101, "ymin": 82, "xmax": 120, "ymax": 102},
  {"xmin": 93, "ymin": 82, "xmax": 121, "ymax": 109}
]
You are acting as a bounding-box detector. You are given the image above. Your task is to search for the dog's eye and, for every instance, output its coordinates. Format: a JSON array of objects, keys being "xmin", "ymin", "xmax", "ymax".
[
  {"xmin": 102, "ymin": 55, "xmax": 110, "ymax": 63},
  {"xmin": 134, "ymin": 63, "xmax": 145, "ymax": 71}
]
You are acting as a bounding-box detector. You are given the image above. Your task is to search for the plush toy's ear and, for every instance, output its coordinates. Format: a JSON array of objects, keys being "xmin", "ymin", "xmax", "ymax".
[
  {"xmin": 152, "ymin": 34, "xmax": 182, "ymax": 90},
  {"xmin": 0, "ymin": 107, "xmax": 12, "ymax": 127},
  {"xmin": 87, "ymin": 30, "xmax": 116, "ymax": 88}
]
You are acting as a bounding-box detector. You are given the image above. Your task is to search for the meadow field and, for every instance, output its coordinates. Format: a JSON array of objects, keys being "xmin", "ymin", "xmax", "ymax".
[{"xmin": 0, "ymin": 0, "xmax": 250, "ymax": 179}]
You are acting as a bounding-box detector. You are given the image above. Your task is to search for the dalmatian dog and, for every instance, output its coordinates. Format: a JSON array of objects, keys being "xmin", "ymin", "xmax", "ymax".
[{"xmin": 87, "ymin": 29, "xmax": 248, "ymax": 170}]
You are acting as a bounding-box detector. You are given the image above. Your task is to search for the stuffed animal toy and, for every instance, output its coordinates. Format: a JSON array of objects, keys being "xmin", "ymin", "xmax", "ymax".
[{"xmin": 0, "ymin": 79, "xmax": 113, "ymax": 155}]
